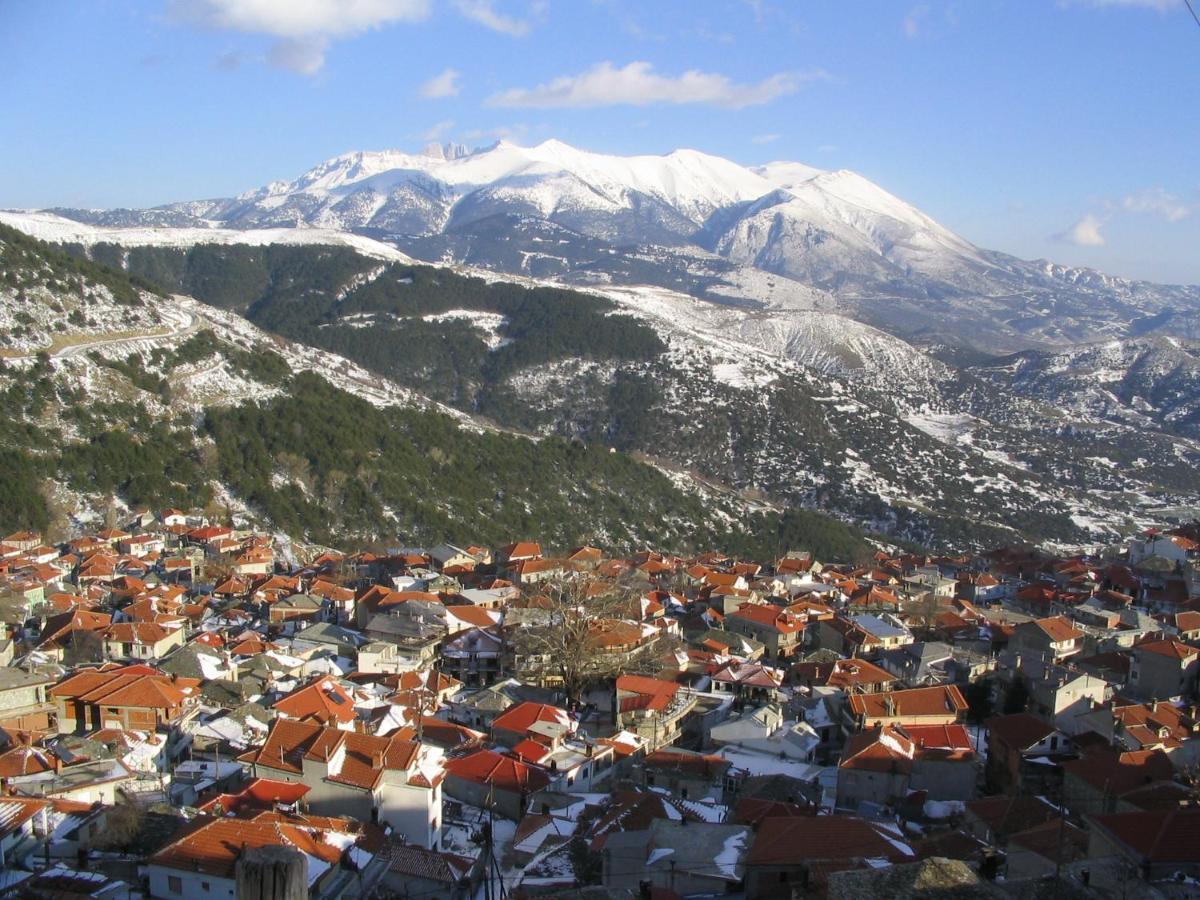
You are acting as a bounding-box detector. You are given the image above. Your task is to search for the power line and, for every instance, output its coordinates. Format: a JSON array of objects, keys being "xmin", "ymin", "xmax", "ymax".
[{"xmin": 1185, "ymin": 0, "xmax": 1200, "ymax": 29}]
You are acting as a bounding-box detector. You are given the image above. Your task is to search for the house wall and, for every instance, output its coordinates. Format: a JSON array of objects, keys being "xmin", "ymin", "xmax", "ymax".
[
  {"xmin": 378, "ymin": 773, "xmax": 441, "ymax": 850},
  {"xmin": 631, "ymin": 767, "xmax": 715, "ymax": 802},
  {"xmin": 381, "ymin": 871, "xmax": 469, "ymax": 900},
  {"xmin": 1130, "ymin": 651, "xmax": 1198, "ymax": 701},
  {"xmin": 443, "ymin": 774, "xmax": 526, "ymax": 821},
  {"xmin": 1063, "ymin": 772, "xmax": 1112, "ymax": 818},
  {"xmin": 1005, "ymin": 847, "xmax": 1057, "ymax": 881},
  {"xmin": 146, "ymin": 866, "xmax": 236, "ymax": 900},
  {"xmin": 910, "ymin": 757, "xmax": 976, "ymax": 802},
  {"xmin": 603, "ymin": 846, "xmax": 735, "ymax": 896},
  {"xmin": 745, "ymin": 864, "xmax": 806, "ymax": 900},
  {"xmin": 0, "ymin": 683, "xmax": 46, "ymax": 710},
  {"xmin": 1026, "ymin": 677, "xmax": 1107, "ymax": 731},
  {"xmin": 835, "ymin": 768, "xmax": 908, "ymax": 810}
]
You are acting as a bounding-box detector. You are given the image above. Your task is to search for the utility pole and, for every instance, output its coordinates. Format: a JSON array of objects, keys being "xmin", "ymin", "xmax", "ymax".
[{"xmin": 481, "ymin": 781, "xmax": 506, "ymax": 900}]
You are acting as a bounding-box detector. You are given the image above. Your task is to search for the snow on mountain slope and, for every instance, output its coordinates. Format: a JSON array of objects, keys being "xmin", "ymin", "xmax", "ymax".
[
  {"xmin": 251, "ymin": 140, "xmax": 774, "ymax": 222},
  {"xmin": 0, "ymin": 210, "xmax": 415, "ymax": 263},
  {"xmin": 598, "ymin": 281, "xmax": 943, "ymax": 390},
  {"xmin": 703, "ymin": 169, "xmax": 992, "ymax": 289},
  {"xmin": 750, "ymin": 161, "xmax": 825, "ymax": 190},
  {"xmin": 974, "ymin": 336, "xmax": 1200, "ymax": 439}
]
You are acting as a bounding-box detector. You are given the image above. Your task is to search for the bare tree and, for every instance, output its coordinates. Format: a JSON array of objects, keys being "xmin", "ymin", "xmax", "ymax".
[
  {"xmin": 93, "ymin": 801, "xmax": 144, "ymax": 851},
  {"xmin": 904, "ymin": 591, "xmax": 944, "ymax": 637},
  {"xmin": 508, "ymin": 577, "xmax": 665, "ymax": 705},
  {"xmin": 39, "ymin": 479, "xmax": 72, "ymax": 544},
  {"xmin": 64, "ymin": 628, "xmax": 105, "ymax": 666}
]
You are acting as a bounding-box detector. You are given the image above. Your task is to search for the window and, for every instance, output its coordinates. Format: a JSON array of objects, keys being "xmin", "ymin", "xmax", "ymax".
[
  {"xmin": 168, "ymin": 877, "xmax": 183, "ymax": 894},
  {"xmin": 202, "ymin": 883, "xmax": 211, "ymax": 892},
  {"xmin": 1050, "ymin": 736, "xmax": 1058, "ymax": 750}
]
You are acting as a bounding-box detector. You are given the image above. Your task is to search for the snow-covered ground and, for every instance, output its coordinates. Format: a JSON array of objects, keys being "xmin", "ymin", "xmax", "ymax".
[{"xmin": 0, "ymin": 210, "xmax": 415, "ymax": 263}]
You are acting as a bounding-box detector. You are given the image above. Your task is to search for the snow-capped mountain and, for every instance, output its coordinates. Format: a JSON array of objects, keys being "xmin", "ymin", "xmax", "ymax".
[{"xmin": 32, "ymin": 138, "xmax": 1199, "ymax": 355}]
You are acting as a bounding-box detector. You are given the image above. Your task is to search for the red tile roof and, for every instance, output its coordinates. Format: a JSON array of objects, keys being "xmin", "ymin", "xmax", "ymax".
[
  {"xmin": 382, "ymin": 842, "xmax": 475, "ymax": 883},
  {"xmin": 615, "ymin": 674, "xmax": 680, "ymax": 712},
  {"xmin": 747, "ymin": 816, "xmax": 912, "ymax": 865},
  {"xmin": 1134, "ymin": 638, "xmax": 1198, "ymax": 661},
  {"xmin": 0, "ymin": 796, "xmax": 50, "ymax": 839},
  {"xmin": 247, "ymin": 718, "xmax": 425, "ymax": 790},
  {"xmin": 730, "ymin": 797, "xmax": 816, "ymax": 826},
  {"xmin": 197, "ymin": 778, "xmax": 310, "ymax": 814},
  {"xmin": 728, "ymin": 603, "xmax": 805, "ymax": 634},
  {"xmin": 848, "ymin": 685, "xmax": 968, "ymax": 722},
  {"xmin": 1089, "ymin": 809, "xmax": 1200, "ymax": 864},
  {"xmin": 642, "ymin": 750, "xmax": 730, "ymax": 779},
  {"xmin": 149, "ymin": 811, "xmax": 381, "ymax": 878},
  {"xmin": 792, "ymin": 657, "xmax": 895, "ymax": 690},
  {"xmin": 444, "ymin": 749, "xmax": 550, "ymax": 794},
  {"xmin": 1063, "ymin": 748, "xmax": 1175, "ymax": 795},
  {"xmin": 273, "ymin": 676, "xmax": 357, "ymax": 726},
  {"xmin": 50, "ymin": 666, "xmax": 200, "ymax": 711},
  {"xmin": 964, "ymin": 795, "xmax": 1058, "ymax": 840},
  {"xmin": 985, "ymin": 713, "xmax": 1058, "ymax": 752},
  {"xmin": 1030, "ymin": 615, "xmax": 1084, "ymax": 643},
  {"xmin": 839, "ymin": 726, "xmax": 915, "ymax": 774},
  {"xmin": 492, "ymin": 702, "xmax": 572, "ymax": 737}
]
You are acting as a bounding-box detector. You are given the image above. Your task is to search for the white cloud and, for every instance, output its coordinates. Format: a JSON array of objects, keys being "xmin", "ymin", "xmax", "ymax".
[
  {"xmin": 1057, "ymin": 213, "xmax": 1108, "ymax": 246},
  {"xmin": 266, "ymin": 37, "xmax": 328, "ymax": 74},
  {"xmin": 488, "ymin": 61, "xmax": 824, "ymax": 109},
  {"xmin": 1122, "ymin": 187, "xmax": 1191, "ymax": 222},
  {"xmin": 453, "ymin": 0, "xmax": 532, "ymax": 36},
  {"xmin": 1063, "ymin": 0, "xmax": 1177, "ymax": 9},
  {"xmin": 461, "ymin": 124, "xmax": 530, "ymax": 142},
  {"xmin": 170, "ymin": 0, "xmax": 431, "ymax": 73},
  {"xmin": 903, "ymin": 3, "xmax": 930, "ymax": 37},
  {"xmin": 419, "ymin": 68, "xmax": 461, "ymax": 99},
  {"xmin": 751, "ymin": 133, "xmax": 781, "ymax": 145},
  {"xmin": 171, "ymin": 0, "xmax": 430, "ymax": 37},
  {"xmin": 420, "ymin": 120, "xmax": 456, "ymax": 141}
]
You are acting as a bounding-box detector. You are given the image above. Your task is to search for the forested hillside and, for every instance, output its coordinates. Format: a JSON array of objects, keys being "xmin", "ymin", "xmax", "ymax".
[
  {"xmin": 1, "ymin": 228, "xmax": 871, "ymax": 559},
  {"xmin": 53, "ymin": 239, "xmax": 1171, "ymax": 551}
]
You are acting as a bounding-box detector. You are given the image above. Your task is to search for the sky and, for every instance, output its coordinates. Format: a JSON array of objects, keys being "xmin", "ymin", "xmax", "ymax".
[{"xmin": 2, "ymin": 0, "xmax": 1198, "ymax": 284}]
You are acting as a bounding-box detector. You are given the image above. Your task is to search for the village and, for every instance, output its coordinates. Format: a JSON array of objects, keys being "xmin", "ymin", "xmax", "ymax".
[{"xmin": 0, "ymin": 514, "xmax": 1199, "ymax": 899}]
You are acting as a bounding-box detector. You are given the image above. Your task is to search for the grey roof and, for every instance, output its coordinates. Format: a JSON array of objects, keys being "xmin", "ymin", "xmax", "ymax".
[
  {"xmin": 429, "ymin": 543, "xmax": 472, "ymax": 565},
  {"xmin": 365, "ymin": 612, "xmax": 445, "ymax": 643},
  {"xmin": 603, "ymin": 820, "xmax": 751, "ymax": 883},
  {"xmin": 200, "ymin": 679, "xmax": 249, "ymax": 707},
  {"xmin": 277, "ymin": 593, "xmax": 321, "ymax": 610},
  {"xmin": 293, "ymin": 622, "xmax": 368, "ymax": 649},
  {"xmin": 158, "ymin": 643, "xmax": 223, "ymax": 680},
  {"xmin": 453, "ymin": 679, "xmax": 560, "ymax": 711},
  {"xmin": 0, "ymin": 667, "xmax": 55, "ymax": 690},
  {"xmin": 850, "ymin": 614, "xmax": 910, "ymax": 640}
]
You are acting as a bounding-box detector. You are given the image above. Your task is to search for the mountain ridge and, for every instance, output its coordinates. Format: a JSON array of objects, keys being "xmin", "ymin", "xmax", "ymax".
[{"xmin": 16, "ymin": 139, "xmax": 1197, "ymax": 355}]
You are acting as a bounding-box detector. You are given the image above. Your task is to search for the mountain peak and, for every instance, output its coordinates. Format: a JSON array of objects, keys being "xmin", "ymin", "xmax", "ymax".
[{"xmin": 421, "ymin": 141, "xmax": 472, "ymax": 161}]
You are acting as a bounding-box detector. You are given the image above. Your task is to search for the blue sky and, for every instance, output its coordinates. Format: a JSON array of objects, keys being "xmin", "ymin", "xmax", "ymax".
[{"xmin": 2, "ymin": 0, "xmax": 1198, "ymax": 283}]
